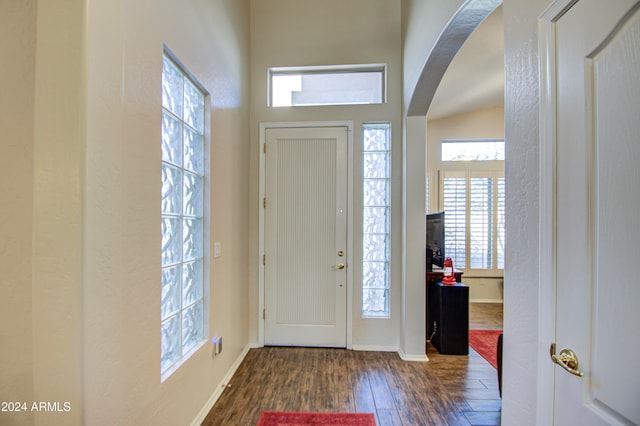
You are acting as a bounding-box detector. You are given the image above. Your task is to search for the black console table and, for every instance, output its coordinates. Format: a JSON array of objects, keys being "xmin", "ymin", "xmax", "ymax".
[{"xmin": 427, "ymin": 281, "xmax": 469, "ymax": 355}]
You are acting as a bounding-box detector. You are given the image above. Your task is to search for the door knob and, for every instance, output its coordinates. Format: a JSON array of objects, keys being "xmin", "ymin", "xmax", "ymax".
[
  {"xmin": 550, "ymin": 343, "xmax": 584, "ymax": 377},
  {"xmin": 336, "ymin": 263, "xmax": 345, "ymax": 270}
]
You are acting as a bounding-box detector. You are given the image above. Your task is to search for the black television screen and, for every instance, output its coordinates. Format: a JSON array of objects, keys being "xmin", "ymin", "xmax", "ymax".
[{"xmin": 426, "ymin": 211, "xmax": 445, "ymax": 271}]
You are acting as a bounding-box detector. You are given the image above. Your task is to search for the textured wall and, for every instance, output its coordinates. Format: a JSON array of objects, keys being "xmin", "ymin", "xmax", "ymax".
[
  {"xmin": 31, "ymin": 1, "xmax": 86, "ymax": 424},
  {"xmin": 0, "ymin": 0, "xmax": 251, "ymax": 425},
  {"xmin": 502, "ymin": 0, "xmax": 547, "ymax": 424},
  {"xmin": 82, "ymin": 1, "xmax": 251, "ymax": 425},
  {"xmin": 0, "ymin": 1, "xmax": 36, "ymax": 425}
]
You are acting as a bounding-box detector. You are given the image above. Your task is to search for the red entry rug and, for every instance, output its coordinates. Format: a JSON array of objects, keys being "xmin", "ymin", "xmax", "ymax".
[
  {"xmin": 256, "ymin": 411, "xmax": 376, "ymax": 426},
  {"xmin": 468, "ymin": 329, "xmax": 502, "ymax": 369}
]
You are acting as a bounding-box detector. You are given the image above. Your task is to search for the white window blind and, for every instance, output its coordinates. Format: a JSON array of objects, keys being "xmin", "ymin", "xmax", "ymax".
[
  {"xmin": 470, "ymin": 177, "xmax": 492, "ymax": 269},
  {"xmin": 442, "ymin": 174, "xmax": 467, "ymax": 268},
  {"xmin": 497, "ymin": 177, "xmax": 505, "ymax": 269},
  {"xmin": 441, "ymin": 171, "xmax": 504, "ymax": 274},
  {"xmin": 425, "ymin": 176, "xmax": 429, "ymax": 213}
]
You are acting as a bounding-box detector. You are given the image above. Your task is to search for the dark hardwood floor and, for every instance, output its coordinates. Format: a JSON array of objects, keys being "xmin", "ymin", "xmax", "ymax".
[{"xmin": 203, "ymin": 302, "xmax": 503, "ymax": 426}]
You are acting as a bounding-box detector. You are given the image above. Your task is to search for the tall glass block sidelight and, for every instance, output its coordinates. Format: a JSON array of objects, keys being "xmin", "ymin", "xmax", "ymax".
[
  {"xmin": 160, "ymin": 54, "xmax": 206, "ymax": 376},
  {"xmin": 362, "ymin": 123, "xmax": 391, "ymax": 317}
]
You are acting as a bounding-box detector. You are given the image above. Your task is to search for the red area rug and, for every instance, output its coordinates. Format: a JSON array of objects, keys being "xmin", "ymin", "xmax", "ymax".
[
  {"xmin": 256, "ymin": 411, "xmax": 376, "ymax": 426},
  {"xmin": 469, "ymin": 329, "xmax": 502, "ymax": 369}
]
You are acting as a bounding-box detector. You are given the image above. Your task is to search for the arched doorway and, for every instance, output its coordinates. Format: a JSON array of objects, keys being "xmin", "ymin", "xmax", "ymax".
[{"xmin": 400, "ymin": 0, "xmax": 503, "ymax": 359}]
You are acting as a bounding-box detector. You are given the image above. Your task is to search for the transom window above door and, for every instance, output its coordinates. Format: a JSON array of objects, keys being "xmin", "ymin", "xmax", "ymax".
[
  {"xmin": 268, "ymin": 64, "xmax": 386, "ymax": 107},
  {"xmin": 441, "ymin": 139, "xmax": 505, "ymax": 161}
]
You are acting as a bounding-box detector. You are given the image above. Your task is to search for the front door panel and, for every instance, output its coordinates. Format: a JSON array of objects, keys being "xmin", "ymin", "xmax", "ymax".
[
  {"xmin": 553, "ymin": 1, "xmax": 640, "ymax": 423},
  {"xmin": 264, "ymin": 126, "xmax": 348, "ymax": 347}
]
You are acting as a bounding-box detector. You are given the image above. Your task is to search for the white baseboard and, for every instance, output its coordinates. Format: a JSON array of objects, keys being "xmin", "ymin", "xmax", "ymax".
[
  {"xmin": 351, "ymin": 344, "xmax": 429, "ymax": 362},
  {"xmin": 397, "ymin": 348, "xmax": 429, "ymax": 362},
  {"xmin": 191, "ymin": 343, "xmax": 252, "ymax": 426},
  {"xmin": 351, "ymin": 344, "xmax": 398, "ymax": 353},
  {"xmin": 399, "ymin": 353, "xmax": 429, "ymax": 362}
]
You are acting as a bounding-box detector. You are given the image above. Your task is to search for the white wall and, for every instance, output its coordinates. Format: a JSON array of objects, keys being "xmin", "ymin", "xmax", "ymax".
[
  {"xmin": 402, "ymin": 115, "xmax": 428, "ymax": 358},
  {"xmin": 248, "ymin": 0, "xmax": 404, "ymax": 351},
  {"xmin": 1, "ymin": 0, "xmax": 251, "ymax": 425},
  {"xmin": 502, "ymin": 0, "xmax": 548, "ymax": 423}
]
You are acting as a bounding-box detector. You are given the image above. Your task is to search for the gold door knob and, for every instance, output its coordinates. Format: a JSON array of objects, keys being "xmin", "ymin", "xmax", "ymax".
[
  {"xmin": 550, "ymin": 343, "xmax": 584, "ymax": 377},
  {"xmin": 336, "ymin": 263, "xmax": 345, "ymax": 270}
]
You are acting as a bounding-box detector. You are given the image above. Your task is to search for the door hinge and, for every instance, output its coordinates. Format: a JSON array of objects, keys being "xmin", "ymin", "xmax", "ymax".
[
  {"xmin": 263, "ymin": 254, "xmax": 266, "ymax": 266},
  {"xmin": 263, "ymin": 309, "xmax": 266, "ymax": 320},
  {"xmin": 263, "ymin": 143, "xmax": 267, "ymax": 154},
  {"xmin": 263, "ymin": 197, "xmax": 267, "ymax": 208}
]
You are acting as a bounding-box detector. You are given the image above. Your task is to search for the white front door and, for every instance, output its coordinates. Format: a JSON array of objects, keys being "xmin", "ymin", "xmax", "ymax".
[
  {"xmin": 547, "ymin": 0, "xmax": 640, "ymax": 424},
  {"xmin": 264, "ymin": 126, "xmax": 348, "ymax": 347}
]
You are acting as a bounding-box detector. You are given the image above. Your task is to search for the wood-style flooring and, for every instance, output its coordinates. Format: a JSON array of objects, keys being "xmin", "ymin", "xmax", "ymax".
[
  {"xmin": 468, "ymin": 303, "xmax": 503, "ymax": 331},
  {"xmin": 203, "ymin": 302, "xmax": 503, "ymax": 426}
]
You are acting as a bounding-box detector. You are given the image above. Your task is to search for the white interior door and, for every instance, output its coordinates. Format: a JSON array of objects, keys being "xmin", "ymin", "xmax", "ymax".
[
  {"xmin": 264, "ymin": 126, "xmax": 348, "ymax": 347},
  {"xmin": 551, "ymin": 1, "xmax": 640, "ymax": 424}
]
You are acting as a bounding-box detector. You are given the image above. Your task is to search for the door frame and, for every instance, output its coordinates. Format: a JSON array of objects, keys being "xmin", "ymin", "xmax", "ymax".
[
  {"xmin": 537, "ymin": 0, "xmax": 569, "ymax": 421},
  {"xmin": 257, "ymin": 121, "xmax": 354, "ymax": 348}
]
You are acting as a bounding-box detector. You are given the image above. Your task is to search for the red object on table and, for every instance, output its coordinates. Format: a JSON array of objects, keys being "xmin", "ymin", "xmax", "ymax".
[{"xmin": 441, "ymin": 257, "xmax": 457, "ymax": 285}]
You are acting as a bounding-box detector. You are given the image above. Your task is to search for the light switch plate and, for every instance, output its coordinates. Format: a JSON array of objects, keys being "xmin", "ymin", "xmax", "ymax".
[{"xmin": 214, "ymin": 242, "xmax": 221, "ymax": 258}]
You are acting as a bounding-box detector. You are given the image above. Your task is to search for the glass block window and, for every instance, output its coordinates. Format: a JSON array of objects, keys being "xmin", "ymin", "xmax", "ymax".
[
  {"xmin": 362, "ymin": 123, "xmax": 391, "ymax": 317},
  {"xmin": 161, "ymin": 54, "xmax": 206, "ymax": 376}
]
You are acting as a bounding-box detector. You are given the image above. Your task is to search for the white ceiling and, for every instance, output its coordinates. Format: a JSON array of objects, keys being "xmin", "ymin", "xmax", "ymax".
[{"xmin": 427, "ymin": 5, "xmax": 504, "ymax": 120}]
